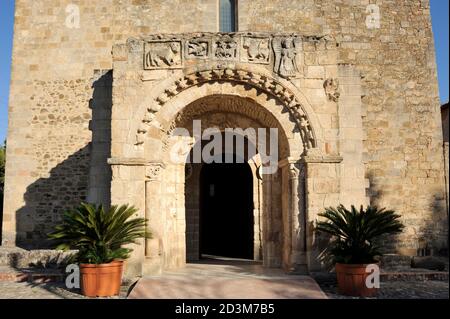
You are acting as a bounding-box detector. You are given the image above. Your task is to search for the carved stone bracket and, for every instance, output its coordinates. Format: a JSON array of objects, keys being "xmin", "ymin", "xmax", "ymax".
[
  {"xmin": 135, "ymin": 68, "xmax": 317, "ymax": 152},
  {"xmin": 324, "ymin": 78, "xmax": 340, "ymax": 102}
]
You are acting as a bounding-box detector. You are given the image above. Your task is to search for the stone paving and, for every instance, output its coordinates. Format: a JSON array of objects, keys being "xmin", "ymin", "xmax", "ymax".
[
  {"xmin": 0, "ymin": 279, "xmax": 448, "ymax": 299},
  {"xmin": 0, "ymin": 258, "xmax": 448, "ymax": 299},
  {"xmin": 312, "ymin": 273, "xmax": 449, "ymax": 299}
]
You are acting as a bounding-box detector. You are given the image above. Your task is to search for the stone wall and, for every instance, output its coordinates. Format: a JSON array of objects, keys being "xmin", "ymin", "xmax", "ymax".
[
  {"xmin": 3, "ymin": 0, "xmax": 220, "ymax": 247},
  {"xmin": 3, "ymin": 0, "xmax": 447, "ymax": 259},
  {"xmin": 239, "ymin": 0, "xmax": 447, "ymax": 254}
]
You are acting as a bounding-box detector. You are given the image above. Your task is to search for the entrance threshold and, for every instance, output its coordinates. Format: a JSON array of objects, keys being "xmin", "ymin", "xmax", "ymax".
[
  {"xmin": 130, "ymin": 256, "xmax": 327, "ymax": 299},
  {"xmin": 197, "ymin": 254, "xmax": 262, "ymax": 265}
]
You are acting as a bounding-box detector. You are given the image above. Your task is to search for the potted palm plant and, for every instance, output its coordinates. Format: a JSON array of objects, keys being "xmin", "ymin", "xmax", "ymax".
[
  {"xmin": 316, "ymin": 205, "xmax": 404, "ymax": 297},
  {"xmin": 48, "ymin": 203, "xmax": 149, "ymax": 297}
]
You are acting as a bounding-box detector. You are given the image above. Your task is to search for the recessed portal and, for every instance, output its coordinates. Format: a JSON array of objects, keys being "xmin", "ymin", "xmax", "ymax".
[{"xmin": 199, "ymin": 162, "xmax": 254, "ymax": 259}]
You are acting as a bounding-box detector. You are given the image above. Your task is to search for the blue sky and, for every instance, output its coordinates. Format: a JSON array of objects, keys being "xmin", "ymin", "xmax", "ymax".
[{"xmin": 0, "ymin": 1, "xmax": 448, "ymax": 143}]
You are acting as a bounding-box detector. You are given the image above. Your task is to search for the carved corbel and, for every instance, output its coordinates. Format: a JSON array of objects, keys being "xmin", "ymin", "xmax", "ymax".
[{"xmin": 324, "ymin": 78, "xmax": 340, "ymax": 102}]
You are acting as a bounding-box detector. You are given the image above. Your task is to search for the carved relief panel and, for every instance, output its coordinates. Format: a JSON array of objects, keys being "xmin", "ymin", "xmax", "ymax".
[
  {"xmin": 241, "ymin": 36, "xmax": 270, "ymax": 64},
  {"xmin": 144, "ymin": 40, "xmax": 182, "ymax": 70},
  {"xmin": 272, "ymin": 37, "xmax": 302, "ymax": 79},
  {"xmin": 137, "ymin": 33, "xmax": 321, "ymax": 79},
  {"xmin": 185, "ymin": 38, "xmax": 210, "ymax": 59},
  {"xmin": 324, "ymin": 78, "xmax": 340, "ymax": 102},
  {"xmin": 213, "ymin": 35, "xmax": 239, "ymax": 60}
]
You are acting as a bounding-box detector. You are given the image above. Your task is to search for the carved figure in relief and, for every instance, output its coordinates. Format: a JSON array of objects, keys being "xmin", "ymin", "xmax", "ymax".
[
  {"xmin": 299, "ymin": 117, "xmax": 314, "ymax": 149},
  {"xmin": 323, "ymin": 78, "xmax": 340, "ymax": 102},
  {"xmin": 187, "ymin": 41, "xmax": 208, "ymax": 57},
  {"xmin": 273, "ymin": 37, "xmax": 299, "ymax": 78},
  {"xmin": 243, "ymin": 37, "xmax": 269, "ymax": 63},
  {"xmin": 145, "ymin": 42, "xmax": 181, "ymax": 68},
  {"xmin": 215, "ymin": 40, "xmax": 237, "ymax": 59}
]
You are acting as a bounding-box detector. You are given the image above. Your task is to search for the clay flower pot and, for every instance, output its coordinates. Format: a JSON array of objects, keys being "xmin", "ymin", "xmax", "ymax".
[
  {"xmin": 335, "ymin": 263, "xmax": 379, "ymax": 297},
  {"xmin": 80, "ymin": 260, "xmax": 124, "ymax": 297}
]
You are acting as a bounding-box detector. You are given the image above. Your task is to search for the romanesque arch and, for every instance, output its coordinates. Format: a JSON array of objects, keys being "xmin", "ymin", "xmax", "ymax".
[{"xmin": 131, "ymin": 66, "xmax": 324, "ymax": 158}]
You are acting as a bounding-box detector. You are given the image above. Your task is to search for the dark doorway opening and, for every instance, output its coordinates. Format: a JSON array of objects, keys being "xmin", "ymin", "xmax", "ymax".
[{"xmin": 199, "ymin": 162, "xmax": 254, "ymax": 260}]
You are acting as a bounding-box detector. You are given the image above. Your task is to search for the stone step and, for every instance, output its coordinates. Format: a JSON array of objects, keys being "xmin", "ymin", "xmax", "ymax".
[{"xmin": 381, "ymin": 270, "xmax": 449, "ymax": 282}]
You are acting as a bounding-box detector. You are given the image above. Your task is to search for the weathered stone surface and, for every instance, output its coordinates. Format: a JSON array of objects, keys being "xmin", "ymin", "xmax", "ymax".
[{"xmin": 0, "ymin": 247, "xmax": 75, "ymax": 269}]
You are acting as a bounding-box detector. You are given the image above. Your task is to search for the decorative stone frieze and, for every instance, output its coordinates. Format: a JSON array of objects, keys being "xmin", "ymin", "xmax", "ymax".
[
  {"xmin": 144, "ymin": 40, "xmax": 183, "ymax": 70},
  {"xmin": 139, "ymin": 33, "xmax": 322, "ymax": 77},
  {"xmin": 273, "ymin": 37, "xmax": 301, "ymax": 79},
  {"xmin": 185, "ymin": 37, "xmax": 210, "ymax": 59},
  {"xmin": 241, "ymin": 36, "xmax": 270, "ymax": 64},
  {"xmin": 213, "ymin": 34, "xmax": 239, "ymax": 60}
]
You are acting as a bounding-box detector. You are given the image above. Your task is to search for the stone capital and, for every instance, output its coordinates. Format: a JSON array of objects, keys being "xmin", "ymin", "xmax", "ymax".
[{"xmin": 145, "ymin": 163, "xmax": 166, "ymax": 181}]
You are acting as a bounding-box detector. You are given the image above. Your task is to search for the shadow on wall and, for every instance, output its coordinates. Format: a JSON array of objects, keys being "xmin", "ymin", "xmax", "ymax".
[
  {"xmin": 14, "ymin": 71, "xmax": 112, "ymax": 249},
  {"xmin": 366, "ymin": 171, "xmax": 402, "ymax": 255},
  {"xmin": 419, "ymin": 192, "xmax": 448, "ymax": 257},
  {"xmin": 367, "ymin": 172, "xmax": 449, "ymax": 257}
]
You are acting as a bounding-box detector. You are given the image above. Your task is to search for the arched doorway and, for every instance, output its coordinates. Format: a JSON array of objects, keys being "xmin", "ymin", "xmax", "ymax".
[
  {"xmin": 136, "ymin": 91, "xmax": 318, "ymax": 274},
  {"xmin": 199, "ymin": 162, "xmax": 254, "ymax": 259},
  {"xmin": 184, "ymin": 131, "xmax": 262, "ymax": 263}
]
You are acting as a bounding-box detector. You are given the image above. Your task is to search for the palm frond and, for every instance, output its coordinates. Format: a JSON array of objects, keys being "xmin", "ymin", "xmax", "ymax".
[
  {"xmin": 48, "ymin": 203, "xmax": 151, "ymax": 264},
  {"xmin": 316, "ymin": 204, "xmax": 404, "ymax": 264}
]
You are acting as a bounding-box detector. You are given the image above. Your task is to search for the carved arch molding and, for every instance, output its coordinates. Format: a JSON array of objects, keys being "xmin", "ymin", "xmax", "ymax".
[{"xmin": 136, "ymin": 68, "xmax": 317, "ymax": 152}]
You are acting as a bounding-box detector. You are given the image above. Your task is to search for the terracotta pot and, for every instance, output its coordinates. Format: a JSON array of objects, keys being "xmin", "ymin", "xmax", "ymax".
[
  {"xmin": 335, "ymin": 262, "xmax": 379, "ymax": 297},
  {"xmin": 80, "ymin": 260, "xmax": 124, "ymax": 297}
]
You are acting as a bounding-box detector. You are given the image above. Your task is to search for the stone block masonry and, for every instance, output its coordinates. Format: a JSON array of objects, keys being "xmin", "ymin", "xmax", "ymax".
[{"xmin": 1, "ymin": 1, "xmax": 447, "ymax": 277}]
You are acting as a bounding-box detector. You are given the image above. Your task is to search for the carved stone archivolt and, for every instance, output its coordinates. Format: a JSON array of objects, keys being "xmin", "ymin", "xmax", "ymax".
[{"xmin": 135, "ymin": 67, "xmax": 317, "ymax": 152}]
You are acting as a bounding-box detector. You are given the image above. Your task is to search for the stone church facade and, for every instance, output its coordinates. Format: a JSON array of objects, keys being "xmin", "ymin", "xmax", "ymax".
[{"xmin": 2, "ymin": 0, "xmax": 448, "ymax": 277}]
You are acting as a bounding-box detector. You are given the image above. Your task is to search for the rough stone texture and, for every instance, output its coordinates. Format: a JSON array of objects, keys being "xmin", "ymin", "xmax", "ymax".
[
  {"xmin": 380, "ymin": 254, "xmax": 413, "ymax": 271},
  {"xmin": 0, "ymin": 247, "xmax": 75, "ymax": 268},
  {"xmin": 2, "ymin": 0, "xmax": 447, "ymax": 278},
  {"xmin": 442, "ymin": 103, "xmax": 449, "ymax": 217}
]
